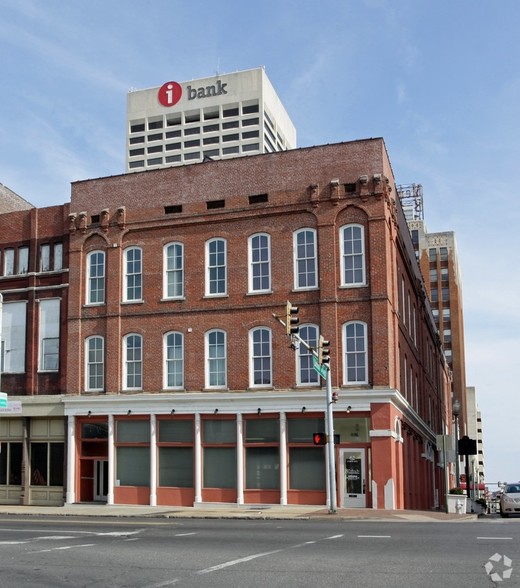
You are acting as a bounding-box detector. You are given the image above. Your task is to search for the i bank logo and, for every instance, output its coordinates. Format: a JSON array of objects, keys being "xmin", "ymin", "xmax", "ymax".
[
  {"xmin": 158, "ymin": 79, "xmax": 228, "ymax": 107},
  {"xmin": 158, "ymin": 81, "xmax": 183, "ymax": 107}
]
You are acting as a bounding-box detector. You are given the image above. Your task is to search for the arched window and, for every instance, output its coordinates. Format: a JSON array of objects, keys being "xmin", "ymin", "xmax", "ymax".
[
  {"xmin": 249, "ymin": 327, "xmax": 272, "ymax": 387},
  {"xmin": 205, "ymin": 329, "xmax": 226, "ymax": 388},
  {"xmin": 87, "ymin": 250, "xmax": 105, "ymax": 304},
  {"xmin": 248, "ymin": 233, "xmax": 271, "ymax": 293},
  {"xmin": 343, "ymin": 321, "xmax": 368, "ymax": 384},
  {"xmin": 86, "ymin": 336, "xmax": 104, "ymax": 391},
  {"xmin": 340, "ymin": 224, "xmax": 366, "ymax": 286},
  {"xmin": 164, "ymin": 242, "xmax": 184, "ymax": 299},
  {"xmin": 123, "ymin": 246, "xmax": 142, "ymax": 302},
  {"xmin": 206, "ymin": 238, "xmax": 227, "ymax": 296},
  {"xmin": 294, "ymin": 229, "xmax": 317, "ymax": 290},
  {"xmin": 123, "ymin": 334, "xmax": 143, "ymax": 390},
  {"xmin": 164, "ymin": 331, "xmax": 184, "ymax": 389},
  {"xmin": 297, "ymin": 324, "xmax": 319, "ymax": 385}
]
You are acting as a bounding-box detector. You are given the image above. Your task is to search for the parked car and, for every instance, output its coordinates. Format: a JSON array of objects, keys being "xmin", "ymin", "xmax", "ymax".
[{"xmin": 499, "ymin": 483, "xmax": 520, "ymax": 517}]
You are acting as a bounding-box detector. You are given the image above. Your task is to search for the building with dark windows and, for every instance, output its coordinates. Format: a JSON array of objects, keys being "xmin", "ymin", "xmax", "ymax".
[
  {"xmin": 54, "ymin": 139, "xmax": 452, "ymax": 511},
  {"xmin": 0, "ymin": 203, "xmax": 69, "ymax": 505},
  {"xmin": 400, "ymin": 183, "xmax": 481, "ymax": 485},
  {"xmin": 126, "ymin": 67, "xmax": 296, "ymax": 172}
]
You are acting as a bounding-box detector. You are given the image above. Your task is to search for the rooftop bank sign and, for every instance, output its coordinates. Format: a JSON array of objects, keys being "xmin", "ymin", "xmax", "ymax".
[{"xmin": 158, "ymin": 79, "xmax": 228, "ymax": 107}]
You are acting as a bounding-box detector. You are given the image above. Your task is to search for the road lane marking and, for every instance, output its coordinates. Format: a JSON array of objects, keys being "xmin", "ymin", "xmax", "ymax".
[
  {"xmin": 477, "ymin": 537, "xmax": 513, "ymax": 540},
  {"xmin": 32, "ymin": 543, "xmax": 95, "ymax": 554},
  {"xmin": 197, "ymin": 533, "xmax": 343, "ymax": 575},
  {"xmin": 174, "ymin": 532, "xmax": 197, "ymax": 537},
  {"xmin": 198, "ymin": 549, "xmax": 283, "ymax": 574}
]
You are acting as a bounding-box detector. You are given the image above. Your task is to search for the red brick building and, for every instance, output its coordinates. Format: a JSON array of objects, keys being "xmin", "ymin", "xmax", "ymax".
[
  {"xmin": 61, "ymin": 138, "xmax": 451, "ymax": 510},
  {"xmin": 0, "ymin": 205, "xmax": 69, "ymax": 505},
  {"xmin": 1, "ymin": 139, "xmax": 452, "ymax": 510}
]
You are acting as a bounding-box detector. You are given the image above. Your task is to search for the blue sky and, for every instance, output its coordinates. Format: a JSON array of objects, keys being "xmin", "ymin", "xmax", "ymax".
[{"xmin": 1, "ymin": 0, "xmax": 519, "ymax": 487}]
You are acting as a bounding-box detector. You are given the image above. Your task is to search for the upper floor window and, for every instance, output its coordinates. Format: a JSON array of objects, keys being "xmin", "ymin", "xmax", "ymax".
[
  {"xmin": 164, "ymin": 331, "xmax": 184, "ymax": 389},
  {"xmin": 249, "ymin": 327, "xmax": 272, "ymax": 387},
  {"xmin": 1, "ymin": 301, "xmax": 26, "ymax": 373},
  {"xmin": 206, "ymin": 238, "xmax": 227, "ymax": 296},
  {"xmin": 124, "ymin": 247, "xmax": 142, "ymax": 302},
  {"xmin": 343, "ymin": 321, "xmax": 368, "ymax": 385},
  {"xmin": 164, "ymin": 242, "xmax": 184, "ymax": 299},
  {"xmin": 340, "ymin": 224, "xmax": 365, "ymax": 286},
  {"xmin": 298, "ymin": 324, "xmax": 319, "ymax": 385},
  {"xmin": 86, "ymin": 336, "xmax": 104, "ymax": 391},
  {"xmin": 294, "ymin": 229, "xmax": 317, "ymax": 290},
  {"xmin": 39, "ymin": 242, "xmax": 62, "ymax": 272},
  {"xmin": 40, "ymin": 245, "xmax": 50, "ymax": 272},
  {"xmin": 54, "ymin": 243, "xmax": 63, "ymax": 271},
  {"xmin": 39, "ymin": 298, "xmax": 60, "ymax": 372},
  {"xmin": 18, "ymin": 247, "xmax": 29, "ymax": 274},
  {"xmin": 123, "ymin": 334, "xmax": 143, "ymax": 390},
  {"xmin": 249, "ymin": 233, "xmax": 271, "ymax": 293},
  {"xmin": 87, "ymin": 251, "xmax": 105, "ymax": 305},
  {"xmin": 3, "ymin": 249, "xmax": 14, "ymax": 276},
  {"xmin": 205, "ymin": 329, "xmax": 226, "ymax": 388}
]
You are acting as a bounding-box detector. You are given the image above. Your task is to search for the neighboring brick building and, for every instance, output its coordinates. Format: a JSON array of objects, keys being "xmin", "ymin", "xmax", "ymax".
[
  {"xmin": 0, "ymin": 203, "xmax": 69, "ymax": 505},
  {"xmin": 58, "ymin": 139, "xmax": 452, "ymax": 511}
]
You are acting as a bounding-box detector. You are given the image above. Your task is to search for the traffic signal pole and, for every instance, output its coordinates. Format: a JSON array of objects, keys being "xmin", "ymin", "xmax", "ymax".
[
  {"xmin": 325, "ymin": 367, "xmax": 337, "ymax": 513},
  {"xmin": 273, "ymin": 303, "xmax": 337, "ymax": 514}
]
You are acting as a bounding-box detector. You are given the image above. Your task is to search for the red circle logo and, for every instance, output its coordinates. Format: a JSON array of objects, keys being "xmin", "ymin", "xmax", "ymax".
[{"xmin": 158, "ymin": 81, "xmax": 182, "ymax": 107}]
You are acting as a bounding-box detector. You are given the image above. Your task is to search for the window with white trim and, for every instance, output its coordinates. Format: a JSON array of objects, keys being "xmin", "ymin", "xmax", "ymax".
[
  {"xmin": 123, "ymin": 334, "xmax": 143, "ymax": 390},
  {"xmin": 39, "ymin": 298, "xmax": 60, "ymax": 372},
  {"xmin": 164, "ymin": 331, "xmax": 184, "ymax": 389},
  {"xmin": 205, "ymin": 329, "xmax": 226, "ymax": 388},
  {"xmin": 297, "ymin": 324, "xmax": 319, "ymax": 385},
  {"xmin": 86, "ymin": 336, "xmax": 104, "ymax": 391},
  {"xmin": 249, "ymin": 327, "xmax": 272, "ymax": 387},
  {"xmin": 294, "ymin": 228, "xmax": 317, "ymax": 289},
  {"xmin": 87, "ymin": 250, "xmax": 105, "ymax": 305},
  {"xmin": 249, "ymin": 233, "xmax": 271, "ymax": 293},
  {"xmin": 340, "ymin": 224, "xmax": 365, "ymax": 286},
  {"xmin": 206, "ymin": 238, "xmax": 227, "ymax": 296},
  {"xmin": 124, "ymin": 246, "xmax": 142, "ymax": 302},
  {"xmin": 343, "ymin": 321, "xmax": 368, "ymax": 384},
  {"xmin": 1, "ymin": 301, "xmax": 26, "ymax": 373},
  {"xmin": 164, "ymin": 242, "xmax": 184, "ymax": 298}
]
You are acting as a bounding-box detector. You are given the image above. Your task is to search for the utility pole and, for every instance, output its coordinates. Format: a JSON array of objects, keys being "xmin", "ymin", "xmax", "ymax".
[{"xmin": 273, "ymin": 302, "xmax": 337, "ymax": 514}]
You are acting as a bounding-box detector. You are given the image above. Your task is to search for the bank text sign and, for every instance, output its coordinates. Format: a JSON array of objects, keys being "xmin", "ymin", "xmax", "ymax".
[{"xmin": 158, "ymin": 79, "xmax": 228, "ymax": 107}]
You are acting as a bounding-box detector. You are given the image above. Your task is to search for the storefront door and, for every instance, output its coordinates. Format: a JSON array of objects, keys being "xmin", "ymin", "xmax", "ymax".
[
  {"xmin": 340, "ymin": 448, "xmax": 366, "ymax": 508},
  {"xmin": 94, "ymin": 460, "xmax": 108, "ymax": 502}
]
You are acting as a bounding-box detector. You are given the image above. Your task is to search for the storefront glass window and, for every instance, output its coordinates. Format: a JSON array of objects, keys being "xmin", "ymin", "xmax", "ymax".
[
  {"xmin": 203, "ymin": 447, "xmax": 236, "ymax": 488},
  {"xmin": 245, "ymin": 447, "xmax": 279, "ymax": 489},
  {"xmin": 158, "ymin": 447, "xmax": 193, "ymax": 487},
  {"xmin": 116, "ymin": 447, "xmax": 150, "ymax": 486},
  {"xmin": 289, "ymin": 448, "xmax": 325, "ymax": 490}
]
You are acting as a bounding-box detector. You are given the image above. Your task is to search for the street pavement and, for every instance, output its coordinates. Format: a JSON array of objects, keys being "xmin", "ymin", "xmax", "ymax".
[{"xmin": 0, "ymin": 502, "xmax": 478, "ymax": 522}]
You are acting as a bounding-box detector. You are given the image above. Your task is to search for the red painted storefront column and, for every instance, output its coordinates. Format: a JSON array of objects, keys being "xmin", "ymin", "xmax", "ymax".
[{"xmin": 370, "ymin": 403, "xmax": 404, "ymax": 510}]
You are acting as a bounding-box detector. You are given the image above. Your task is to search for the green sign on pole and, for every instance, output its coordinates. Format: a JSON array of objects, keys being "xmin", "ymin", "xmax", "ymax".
[
  {"xmin": 312, "ymin": 356, "xmax": 329, "ymax": 379},
  {"xmin": 0, "ymin": 393, "xmax": 7, "ymax": 408}
]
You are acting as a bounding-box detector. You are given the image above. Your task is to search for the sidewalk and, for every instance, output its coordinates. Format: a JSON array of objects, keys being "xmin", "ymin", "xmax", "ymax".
[{"xmin": 0, "ymin": 503, "xmax": 478, "ymax": 522}]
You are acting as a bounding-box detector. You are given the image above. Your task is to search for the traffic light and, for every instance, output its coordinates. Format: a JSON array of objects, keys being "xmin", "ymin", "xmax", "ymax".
[
  {"xmin": 318, "ymin": 335, "xmax": 330, "ymax": 364},
  {"xmin": 313, "ymin": 432, "xmax": 327, "ymax": 446},
  {"xmin": 285, "ymin": 301, "xmax": 299, "ymax": 335}
]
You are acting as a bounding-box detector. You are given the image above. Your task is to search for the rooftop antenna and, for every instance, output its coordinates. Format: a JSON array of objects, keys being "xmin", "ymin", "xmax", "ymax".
[{"xmin": 216, "ymin": 58, "xmax": 220, "ymax": 77}]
